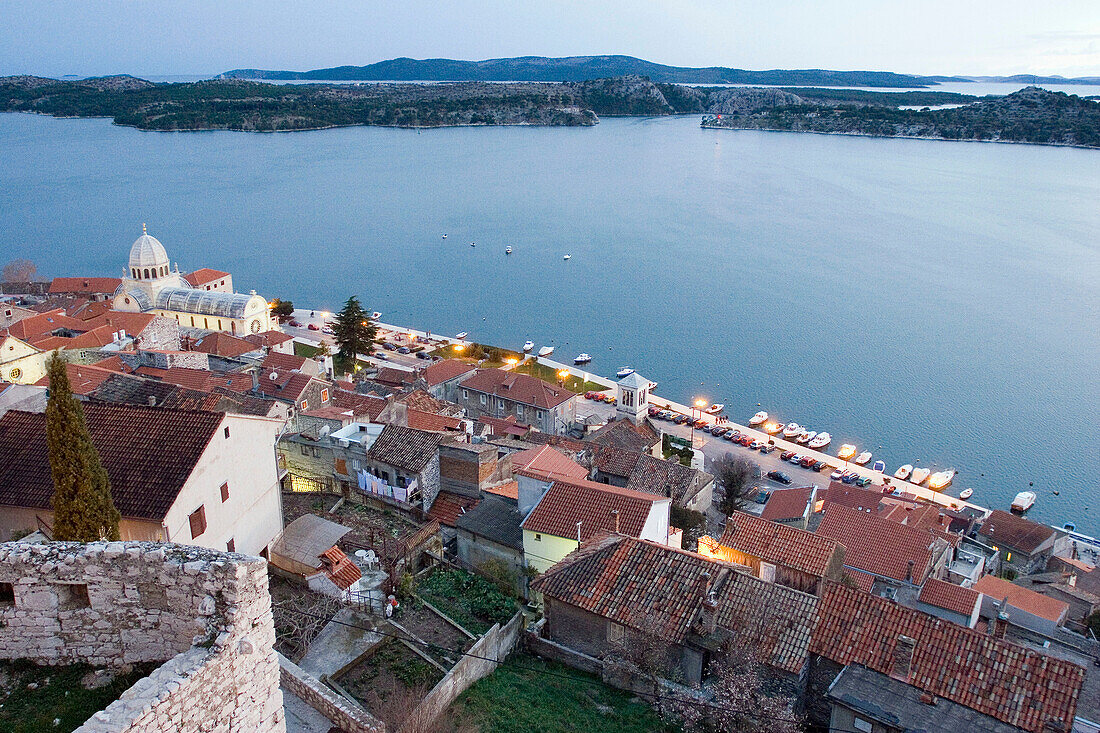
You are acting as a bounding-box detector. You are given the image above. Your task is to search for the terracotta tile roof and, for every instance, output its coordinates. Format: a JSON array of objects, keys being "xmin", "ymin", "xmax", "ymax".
[
  {"xmin": 182, "ymin": 268, "xmax": 230, "ymax": 287},
  {"xmin": 584, "ymin": 418, "xmax": 660, "ymax": 452},
  {"xmin": 511, "ymin": 445, "xmax": 588, "ymax": 481},
  {"xmin": 427, "ymin": 490, "xmax": 480, "ymax": 526},
  {"xmin": 484, "ymin": 480, "xmax": 518, "ymax": 500},
  {"xmin": 320, "ymin": 546, "xmax": 362, "ymax": 590},
  {"xmin": 477, "ymin": 415, "xmax": 531, "ymax": 437},
  {"xmin": 137, "ymin": 366, "xmax": 253, "ymax": 394},
  {"xmin": 67, "ymin": 300, "xmax": 114, "ymax": 321},
  {"xmin": 49, "ymin": 277, "xmax": 122, "ymax": 295},
  {"xmin": 918, "ymin": 578, "xmax": 982, "ymax": 617},
  {"xmin": 761, "ymin": 486, "xmax": 813, "ymax": 522},
  {"xmin": 973, "ymin": 575, "xmax": 1070, "ymax": 624},
  {"xmin": 190, "ymin": 332, "xmax": 260, "ymax": 358},
  {"xmin": 716, "ymin": 512, "xmax": 842, "ymax": 578},
  {"xmin": 520, "ymin": 431, "xmax": 589, "ymax": 453},
  {"xmin": 821, "ymin": 481, "xmax": 884, "ymax": 512},
  {"xmin": 811, "ymin": 581, "xmax": 1084, "ymax": 733},
  {"xmin": 331, "ymin": 389, "xmax": 386, "ymax": 420},
  {"xmin": 532, "ymin": 535, "xmax": 817, "ymax": 673},
  {"xmin": 406, "ymin": 409, "xmax": 463, "ymax": 432},
  {"xmin": 31, "ymin": 325, "xmax": 117, "ymax": 350},
  {"xmin": 846, "ymin": 569, "xmax": 876, "ymax": 592},
  {"xmin": 80, "ymin": 311, "xmax": 157, "ymax": 337},
  {"xmin": 521, "ymin": 477, "xmax": 666, "ymax": 542},
  {"xmin": 373, "ymin": 366, "xmax": 416, "ymax": 388},
  {"xmin": 398, "ymin": 388, "xmax": 460, "ymax": 416},
  {"xmin": 625, "ymin": 454, "xmax": 711, "ymax": 505},
  {"xmin": 592, "ymin": 445, "xmax": 643, "ymax": 478},
  {"xmin": 816, "ymin": 504, "xmax": 938, "ymax": 584},
  {"xmin": 244, "ymin": 330, "xmax": 293, "ymax": 348},
  {"xmin": 7, "ymin": 309, "xmax": 86, "ymax": 341},
  {"xmin": 90, "ymin": 373, "xmax": 276, "ymax": 416},
  {"xmin": 367, "ymin": 424, "xmax": 445, "ymax": 473},
  {"xmin": 459, "ymin": 368, "xmax": 575, "ymax": 410},
  {"xmin": 262, "ymin": 351, "xmax": 309, "ymax": 372},
  {"xmin": 33, "ymin": 362, "xmax": 120, "ymax": 395},
  {"xmin": 421, "ymin": 358, "xmax": 476, "ymax": 386},
  {"xmin": 978, "ymin": 510, "xmax": 1055, "ymax": 554},
  {"xmin": 0, "ymin": 403, "xmax": 223, "ymax": 521},
  {"xmin": 254, "ymin": 369, "xmax": 316, "ymax": 402}
]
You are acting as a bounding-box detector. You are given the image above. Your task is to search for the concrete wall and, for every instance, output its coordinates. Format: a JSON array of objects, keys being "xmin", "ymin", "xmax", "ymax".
[
  {"xmin": 0, "ymin": 541, "xmax": 284, "ymax": 733},
  {"xmin": 456, "ymin": 528, "xmax": 525, "ymax": 596},
  {"xmin": 403, "ymin": 611, "xmax": 523, "ymax": 733},
  {"xmin": 278, "ymin": 652, "xmax": 384, "ymax": 733}
]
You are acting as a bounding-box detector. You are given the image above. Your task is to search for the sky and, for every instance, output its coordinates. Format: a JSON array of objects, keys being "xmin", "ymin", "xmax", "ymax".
[{"xmin": 2, "ymin": 0, "xmax": 1098, "ymax": 78}]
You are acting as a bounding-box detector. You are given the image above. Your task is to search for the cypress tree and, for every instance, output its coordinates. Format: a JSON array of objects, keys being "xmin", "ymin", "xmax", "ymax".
[{"xmin": 45, "ymin": 352, "xmax": 121, "ymax": 541}]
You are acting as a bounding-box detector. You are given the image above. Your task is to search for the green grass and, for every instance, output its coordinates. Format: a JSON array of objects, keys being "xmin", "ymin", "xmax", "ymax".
[
  {"xmin": 450, "ymin": 653, "xmax": 675, "ymax": 733},
  {"xmin": 513, "ymin": 359, "xmax": 608, "ymax": 394},
  {"xmin": 416, "ymin": 568, "xmax": 516, "ymax": 635},
  {"xmin": 0, "ymin": 660, "xmax": 157, "ymax": 733},
  {"xmin": 294, "ymin": 341, "xmax": 321, "ymax": 358}
]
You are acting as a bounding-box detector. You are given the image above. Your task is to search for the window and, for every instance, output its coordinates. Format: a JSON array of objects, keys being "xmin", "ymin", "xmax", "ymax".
[
  {"xmin": 56, "ymin": 583, "xmax": 90, "ymax": 610},
  {"xmin": 220, "ymin": 482, "xmax": 230, "ymax": 502},
  {"xmin": 1006, "ymin": 551, "xmax": 1012, "ymax": 562},
  {"xmin": 320, "ymin": 389, "xmax": 330, "ymax": 403},
  {"xmin": 301, "ymin": 399, "xmax": 309, "ymax": 411},
  {"xmin": 480, "ymin": 394, "xmax": 487, "ymax": 405},
  {"xmin": 0, "ymin": 582, "xmax": 13, "ymax": 607},
  {"xmin": 189, "ymin": 505, "xmax": 207, "ymax": 539},
  {"xmin": 516, "ymin": 405, "xmax": 524, "ymax": 418},
  {"xmin": 226, "ymin": 538, "xmax": 235, "ymax": 552},
  {"xmin": 462, "ymin": 389, "xmax": 469, "ymax": 400},
  {"xmin": 759, "ymin": 562, "xmax": 776, "ymax": 584},
  {"xmin": 300, "ymin": 444, "xmax": 309, "ymax": 455},
  {"xmin": 223, "ymin": 426, "xmax": 230, "ymax": 439},
  {"xmin": 534, "ymin": 534, "xmax": 542, "ymax": 541},
  {"xmin": 853, "ymin": 717, "xmax": 873, "ymax": 733},
  {"xmin": 608, "ymin": 621, "xmax": 625, "ymax": 643},
  {"xmin": 351, "ymin": 459, "xmax": 360, "ymax": 470}
]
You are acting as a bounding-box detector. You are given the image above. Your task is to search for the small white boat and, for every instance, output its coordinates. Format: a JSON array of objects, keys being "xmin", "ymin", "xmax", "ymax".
[
  {"xmin": 809, "ymin": 432, "xmax": 831, "ymax": 449},
  {"xmin": 837, "ymin": 444, "xmax": 857, "ymax": 461},
  {"xmin": 763, "ymin": 422, "xmax": 784, "ymax": 435},
  {"xmin": 854, "ymin": 451, "xmax": 872, "ymax": 466},
  {"xmin": 704, "ymin": 404, "xmax": 724, "ymax": 415},
  {"xmin": 928, "ymin": 470, "xmax": 956, "ymax": 491},
  {"xmin": 1012, "ymin": 491, "xmax": 1036, "ymax": 512},
  {"xmin": 782, "ymin": 423, "xmax": 804, "ymax": 439},
  {"xmin": 442, "ymin": 234, "xmax": 448, "ymax": 239},
  {"xmin": 563, "ymin": 254, "xmax": 571, "ymax": 260},
  {"xmin": 894, "ymin": 464, "xmax": 913, "ymax": 480},
  {"xmin": 523, "ymin": 341, "xmax": 534, "ymax": 352},
  {"xmin": 470, "ymin": 242, "xmax": 476, "ymax": 247},
  {"xmin": 616, "ymin": 367, "xmax": 635, "ymax": 378},
  {"xmin": 796, "ymin": 431, "xmax": 816, "ymax": 445},
  {"xmin": 911, "ymin": 467, "xmax": 931, "ymax": 485},
  {"xmin": 505, "ymin": 246, "xmax": 513, "ymax": 254},
  {"xmin": 574, "ymin": 353, "xmax": 592, "ymax": 364},
  {"xmin": 749, "ymin": 411, "xmax": 768, "ymax": 426},
  {"xmin": 872, "ymin": 460, "xmax": 886, "ymax": 472},
  {"xmin": 958, "ymin": 488, "xmax": 974, "ymax": 500},
  {"xmin": 538, "ymin": 346, "xmax": 554, "ymax": 357},
  {"xmin": 371, "ymin": 312, "xmax": 383, "ymax": 320},
  {"xmin": 455, "ymin": 331, "xmax": 468, "ymax": 340}
]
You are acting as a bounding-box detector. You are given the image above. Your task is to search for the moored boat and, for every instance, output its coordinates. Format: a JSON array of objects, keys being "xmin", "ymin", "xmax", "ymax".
[
  {"xmin": 894, "ymin": 464, "xmax": 913, "ymax": 480},
  {"xmin": 1012, "ymin": 491, "xmax": 1037, "ymax": 512},
  {"xmin": 505, "ymin": 246, "xmax": 513, "ymax": 254},
  {"xmin": 574, "ymin": 353, "xmax": 592, "ymax": 364},
  {"xmin": 837, "ymin": 444, "xmax": 857, "ymax": 461},
  {"xmin": 796, "ymin": 431, "xmax": 816, "ymax": 445},
  {"xmin": 616, "ymin": 367, "xmax": 635, "ymax": 378},
  {"xmin": 782, "ymin": 423, "xmax": 804, "ymax": 439},
  {"xmin": 959, "ymin": 488, "xmax": 974, "ymax": 500},
  {"xmin": 563, "ymin": 254, "xmax": 571, "ymax": 260},
  {"xmin": 538, "ymin": 346, "xmax": 555, "ymax": 357},
  {"xmin": 763, "ymin": 422, "xmax": 784, "ymax": 435},
  {"xmin": 704, "ymin": 404, "xmax": 724, "ymax": 415},
  {"xmin": 749, "ymin": 411, "xmax": 768, "ymax": 426},
  {"xmin": 455, "ymin": 331, "xmax": 468, "ymax": 340},
  {"xmin": 928, "ymin": 470, "xmax": 956, "ymax": 491},
  {"xmin": 911, "ymin": 467, "xmax": 931, "ymax": 485},
  {"xmin": 808, "ymin": 432, "xmax": 831, "ymax": 449},
  {"xmin": 872, "ymin": 460, "xmax": 886, "ymax": 472},
  {"xmin": 854, "ymin": 451, "xmax": 872, "ymax": 466},
  {"xmin": 523, "ymin": 340, "xmax": 534, "ymax": 352}
]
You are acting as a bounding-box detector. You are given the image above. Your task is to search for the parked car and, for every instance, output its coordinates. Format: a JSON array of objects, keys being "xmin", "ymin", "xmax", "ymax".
[
  {"xmin": 585, "ymin": 391, "xmax": 598, "ymax": 400},
  {"xmin": 749, "ymin": 440, "xmax": 764, "ymax": 450},
  {"xmin": 288, "ymin": 320, "xmax": 301, "ymax": 327},
  {"xmin": 787, "ymin": 454, "xmax": 803, "ymax": 464},
  {"xmin": 722, "ymin": 430, "xmax": 738, "ymax": 441},
  {"xmin": 800, "ymin": 456, "xmax": 817, "ymax": 468},
  {"xmin": 755, "ymin": 489, "xmax": 771, "ymax": 504},
  {"xmin": 766, "ymin": 470, "xmax": 793, "ymax": 485},
  {"xmin": 759, "ymin": 444, "xmax": 775, "ymax": 454},
  {"xmin": 416, "ymin": 351, "xmax": 430, "ymax": 360},
  {"xmin": 307, "ymin": 323, "xmax": 320, "ymax": 331},
  {"xmin": 396, "ymin": 346, "xmax": 411, "ymax": 354},
  {"xmin": 321, "ymin": 327, "xmax": 334, "ymax": 335},
  {"xmin": 693, "ymin": 419, "xmax": 708, "ymax": 429},
  {"xmin": 739, "ymin": 435, "xmax": 753, "ymax": 446},
  {"xmin": 830, "ymin": 468, "xmax": 845, "ymax": 481},
  {"xmin": 781, "ymin": 451, "xmax": 795, "ymax": 461},
  {"xmin": 813, "ymin": 460, "xmax": 828, "ymax": 471},
  {"xmin": 382, "ymin": 342, "xmax": 397, "ymax": 351},
  {"xmin": 648, "ymin": 406, "xmax": 661, "ymax": 416},
  {"xmin": 841, "ymin": 472, "xmax": 858, "ymax": 485},
  {"xmin": 857, "ymin": 477, "xmax": 873, "ymax": 487},
  {"xmin": 674, "ymin": 414, "xmax": 690, "ymax": 424}
]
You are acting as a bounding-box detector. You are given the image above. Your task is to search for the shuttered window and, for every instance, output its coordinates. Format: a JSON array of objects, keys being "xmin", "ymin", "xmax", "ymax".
[
  {"xmin": 220, "ymin": 482, "xmax": 230, "ymax": 502},
  {"xmin": 189, "ymin": 506, "xmax": 207, "ymax": 538}
]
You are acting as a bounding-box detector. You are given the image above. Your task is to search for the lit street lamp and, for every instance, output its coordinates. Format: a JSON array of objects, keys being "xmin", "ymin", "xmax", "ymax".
[
  {"xmin": 557, "ymin": 369, "xmax": 570, "ymax": 387},
  {"xmin": 691, "ymin": 398, "xmax": 708, "ymax": 448}
]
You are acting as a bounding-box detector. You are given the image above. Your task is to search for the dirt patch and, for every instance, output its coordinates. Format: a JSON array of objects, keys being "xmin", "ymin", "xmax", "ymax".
[{"xmin": 336, "ymin": 638, "xmax": 444, "ymax": 730}]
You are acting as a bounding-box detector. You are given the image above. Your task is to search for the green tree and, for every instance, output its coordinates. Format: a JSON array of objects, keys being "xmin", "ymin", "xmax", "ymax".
[
  {"xmin": 269, "ymin": 298, "xmax": 294, "ymax": 322},
  {"xmin": 332, "ymin": 296, "xmax": 377, "ymax": 360},
  {"xmin": 45, "ymin": 352, "xmax": 120, "ymax": 541},
  {"xmin": 713, "ymin": 454, "xmax": 759, "ymax": 517}
]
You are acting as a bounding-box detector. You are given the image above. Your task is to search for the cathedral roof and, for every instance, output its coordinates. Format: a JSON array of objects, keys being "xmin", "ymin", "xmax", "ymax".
[
  {"xmin": 155, "ymin": 287, "xmax": 259, "ymax": 319},
  {"xmin": 129, "ymin": 228, "xmax": 170, "ymax": 270}
]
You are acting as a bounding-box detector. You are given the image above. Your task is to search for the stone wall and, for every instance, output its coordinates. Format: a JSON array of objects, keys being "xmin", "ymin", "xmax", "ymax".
[
  {"xmin": 0, "ymin": 541, "xmax": 285, "ymax": 733},
  {"xmin": 402, "ymin": 611, "xmax": 524, "ymax": 733},
  {"xmin": 278, "ymin": 652, "xmax": 385, "ymax": 733}
]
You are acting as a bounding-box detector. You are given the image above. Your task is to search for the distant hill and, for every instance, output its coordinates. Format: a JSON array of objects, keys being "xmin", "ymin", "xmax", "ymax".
[{"xmin": 217, "ymin": 55, "xmax": 941, "ymax": 88}]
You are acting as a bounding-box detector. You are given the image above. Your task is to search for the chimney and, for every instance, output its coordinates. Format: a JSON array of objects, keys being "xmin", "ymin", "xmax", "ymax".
[
  {"xmin": 693, "ymin": 572, "xmax": 718, "ymax": 635},
  {"xmin": 905, "ymin": 560, "xmax": 915, "ymax": 584},
  {"xmin": 251, "ymin": 367, "xmax": 260, "ymax": 393},
  {"xmin": 891, "ymin": 635, "xmax": 917, "ymax": 681},
  {"xmin": 147, "ymin": 395, "xmax": 157, "ymax": 407},
  {"xmin": 611, "ymin": 509, "xmax": 620, "ymax": 534}
]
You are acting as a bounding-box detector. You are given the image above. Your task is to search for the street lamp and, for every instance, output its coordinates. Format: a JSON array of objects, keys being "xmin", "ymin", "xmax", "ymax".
[
  {"xmin": 691, "ymin": 398, "xmax": 708, "ymax": 448},
  {"xmin": 453, "ymin": 344, "xmax": 465, "ymax": 353},
  {"xmin": 557, "ymin": 369, "xmax": 570, "ymax": 387}
]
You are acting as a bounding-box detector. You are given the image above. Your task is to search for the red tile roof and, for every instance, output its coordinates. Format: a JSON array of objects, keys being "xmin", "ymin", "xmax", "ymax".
[
  {"xmin": 918, "ymin": 578, "xmax": 981, "ymax": 617},
  {"xmin": 254, "ymin": 369, "xmax": 316, "ymax": 402},
  {"xmin": 821, "ymin": 482, "xmax": 884, "ymax": 512},
  {"xmin": 521, "ymin": 477, "xmax": 666, "ymax": 542},
  {"xmin": 811, "ymin": 581, "xmax": 1084, "ymax": 733},
  {"xmin": 421, "ymin": 358, "xmax": 475, "ymax": 386},
  {"xmin": 49, "ymin": 277, "xmax": 122, "ymax": 295},
  {"xmin": 320, "ymin": 546, "xmax": 362, "ymax": 590},
  {"xmin": 510, "ymin": 444, "xmax": 588, "ymax": 481},
  {"xmin": 373, "ymin": 366, "xmax": 416, "ymax": 388},
  {"xmin": 406, "ymin": 409, "xmax": 463, "ymax": 432},
  {"xmin": 584, "ymin": 417, "xmax": 660, "ymax": 452},
  {"xmin": 0, "ymin": 403, "xmax": 223, "ymax": 521},
  {"xmin": 460, "ymin": 368, "xmax": 575, "ymax": 409},
  {"xmin": 760, "ymin": 486, "xmax": 813, "ymax": 522},
  {"xmin": 190, "ymin": 332, "xmax": 259, "ymax": 358},
  {"xmin": 6, "ymin": 309, "xmax": 86, "ymax": 341},
  {"xmin": 262, "ymin": 351, "xmax": 309, "ymax": 372},
  {"xmin": 714, "ymin": 511, "xmax": 842, "ymax": 578},
  {"xmin": 136, "ymin": 366, "xmax": 253, "ymax": 394},
  {"xmin": 427, "ymin": 490, "xmax": 481, "ymax": 526},
  {"xmin": 244, "ymin": 330, "xmax": 293, "ymax": 348},
  {"xmin": 477, "ymin": 415, "xmax": 531, "ymax": 437},
  {"xmin": 80, "ymin": 310, "xmax": 157, "ymax": 337},
  {"xmin": 978, "ymin": 510, "xmax": 1056, "ymax": 554},
  {"xmin": 972, "ymin": 575, "xmax": 1070, "ymax": 624},
  {"xmin": 33, "ymin": 362, "xmax": 120, "ymax": 395},
  {"xmin": 182, "ymin": 268, "xmax": 230, "ymax": 287},
  {"xmin": 484, "ymin": 480, "xmax": 518, "ymax": 500},
  {"xmin": 815, "ymin": 504, "xmax": 938, "ymax": 584},
  {"xmin": 330, "ymin": 389, "xmax": 386, "ymax": 420}
]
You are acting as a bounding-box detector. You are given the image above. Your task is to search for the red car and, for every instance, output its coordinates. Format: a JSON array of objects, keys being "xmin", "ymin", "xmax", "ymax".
[
  {"xmin": 648, "ymin": 406, "xmax": 661, "ymax": 416},
  {"xmin": 800, "ymin": 455, "xmax": 817, "ymax": 468},
  {"xmin": 693, "ymin": 419, "xmax": 708, "ymax": 429},
  {"xmin": 307, "ymin": 323, "xmax": 320, "ymax": 331},
  {"xmin": 585, "ymin": 391, "xmax": 598, "ymax": 400},
  {"xmin": 738, "ymin": 435, "xmax": 753, "ymax": 446}
]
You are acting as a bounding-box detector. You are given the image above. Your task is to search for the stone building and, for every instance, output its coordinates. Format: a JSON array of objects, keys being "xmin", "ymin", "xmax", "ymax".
[
  {"xmin": 456, "ymin": 368, "xmax": 577, "ymax": 435},
  {"xmin": 0, "ymin": 541, "xmax": 285, "ymax": 732},
  {"xmin": 975, "ymin": 510, "xmax": 1057, "ymax": 576}
]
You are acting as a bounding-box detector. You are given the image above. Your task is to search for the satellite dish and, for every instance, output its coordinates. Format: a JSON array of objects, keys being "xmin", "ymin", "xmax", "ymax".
[
  {"xmin": 319, "ymin": 425, "xmax": 331, "ymax": 437},
  {"xmin": 269, "ymin": 371, "xmax": 278, "ymax": 381}
]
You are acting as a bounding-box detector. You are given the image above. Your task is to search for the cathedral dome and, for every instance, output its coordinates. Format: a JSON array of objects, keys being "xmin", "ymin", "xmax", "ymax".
[{"xmin": 128, "ymin": 225, "xmax": 170, "ymax": 279}]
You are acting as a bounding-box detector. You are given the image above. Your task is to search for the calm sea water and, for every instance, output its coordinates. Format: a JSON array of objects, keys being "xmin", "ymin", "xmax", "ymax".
[{"xmin": 2, "ymin": 112, "xmax": 1098, "ymax": 532}]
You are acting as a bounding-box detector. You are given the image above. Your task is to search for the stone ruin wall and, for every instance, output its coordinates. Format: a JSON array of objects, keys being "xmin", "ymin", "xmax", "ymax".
[{"xmin": 0, "ymin": 541, "xmax": 285, "ymax": 733}]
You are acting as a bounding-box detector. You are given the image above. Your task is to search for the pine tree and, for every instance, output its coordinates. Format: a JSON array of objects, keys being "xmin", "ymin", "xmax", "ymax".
[
  {"xmin": 45, "ymin": 352, "xmax": 121, "ymax": 541},
  {"xmin": 332, "ymin": 295, "xmax": 377, "ymax": 360}
]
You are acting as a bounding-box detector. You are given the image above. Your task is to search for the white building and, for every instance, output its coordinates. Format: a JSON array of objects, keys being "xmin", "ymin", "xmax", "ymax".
[
  {"xmin": 0, "ymin": 402, "xmax": 284, "ymax": 556},
  {"xmin": 112, "ymin": 226, "xmax": 275, "ymax": 336}
]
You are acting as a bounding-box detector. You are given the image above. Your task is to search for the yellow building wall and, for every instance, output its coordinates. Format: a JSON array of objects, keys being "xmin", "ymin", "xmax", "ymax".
[
  {"xmin": 155, "ymin": 309, "xmax": 273, "ymax": 336},
  {"xmin": 523, "ymin": 529, "xmax": 579, "ymax": 575},
  {"xmin": 0, "ymin": 338, "xmax": 47, "ymax": 385}
]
